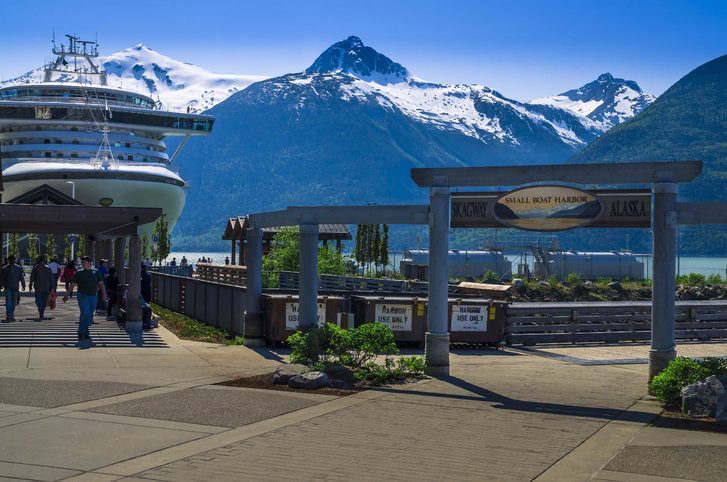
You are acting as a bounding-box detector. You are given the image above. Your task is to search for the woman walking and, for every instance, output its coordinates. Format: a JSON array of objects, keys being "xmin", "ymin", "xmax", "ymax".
[{"xmin": 62, "ymin": 260, "xmax": 77, "ymax": 298}]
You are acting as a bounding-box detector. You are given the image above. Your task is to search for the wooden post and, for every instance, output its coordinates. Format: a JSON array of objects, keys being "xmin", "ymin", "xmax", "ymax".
[
  {"xmin": 243, "ymin": 227, "xmax": 263, "ymax": 342},
  {"xmin": 126, "ymin": 234, "xmax": 142, "ymax": 332},
  {"xmin": 299, "ymin": 223, "xmax": 319, "ymax": 330},
  {"xmin": 426, "ymin": 185, "xmax": 451, "ymax": 376},
  {"xmin": 231, "ymin": 239, "xmax": 236, "ymax": 265},
  {"xmin": 650, "ymin": 182, "xmax": 678, "ymax": 381},
  {"xmin": 114, "ymin": 237, "xmax": 126, "ymax": 285}
]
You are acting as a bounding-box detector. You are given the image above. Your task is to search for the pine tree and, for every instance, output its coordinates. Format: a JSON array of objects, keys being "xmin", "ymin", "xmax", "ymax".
[
  {"xmin": 379, "ymin": 224, "xmax": 389, "ymax": 273},
  {"xmin": 372, "ymin": 225, "xmax": 381, "ymax": 274},
  {"xmin": 365, "ymin": 225, "xmax": 374, "ymax": 274},
  {"xmin": 354, "ymin": 224, "xmax": 364, "ymax": 268}
]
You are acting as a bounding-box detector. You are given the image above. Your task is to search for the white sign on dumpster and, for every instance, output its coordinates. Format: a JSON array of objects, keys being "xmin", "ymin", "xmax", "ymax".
[
  {"xmin": 451, "ymin": 304, "xmax": 487, "ymax": 332},
  {"xmin": 375, "ymin": 303, "xmax": 412, "ymax": 331},
  {"xmin": 285, "ymin": 302, "xmax": 326, "ymax": 331}
]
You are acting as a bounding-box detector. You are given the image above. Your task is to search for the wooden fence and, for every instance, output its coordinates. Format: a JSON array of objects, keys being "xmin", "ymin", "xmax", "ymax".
[
  {"xmin": 151, "ymin": 272, "xmax": 247, "ymax": 336},
  {"xmin": 149, "ymin": 265, "xmax": 193, "ymax": 277},
  {"xmin": 506, "ymin": 300, "xmax": 727, "ymax": 345},
  {"xmin": 195, "ymin": 263, "xmax": 247, "ymax": 286}
]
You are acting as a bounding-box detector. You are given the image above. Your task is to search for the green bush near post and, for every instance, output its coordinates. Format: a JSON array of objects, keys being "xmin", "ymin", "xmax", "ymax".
[
  {"xmin": 286, "ymin": 322, "xmax": 426, "ymax": 385},
  {"xmin": 649, "ymin": 356, "xmax": 727, "ymax": 407}
]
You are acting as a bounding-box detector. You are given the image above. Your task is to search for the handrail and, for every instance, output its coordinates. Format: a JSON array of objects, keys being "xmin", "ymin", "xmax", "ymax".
[{"xmin": 195, "ymin": 263, "xmax": 247, "ymax": 286}]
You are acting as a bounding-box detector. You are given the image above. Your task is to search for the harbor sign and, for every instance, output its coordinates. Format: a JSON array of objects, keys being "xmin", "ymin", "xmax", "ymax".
[{"xmin": 451, "ymin": 187, "xmax": 650, "ymax": 230}]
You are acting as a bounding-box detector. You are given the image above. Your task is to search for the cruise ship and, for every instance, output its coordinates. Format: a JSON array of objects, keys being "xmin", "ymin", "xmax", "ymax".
[{"xmin": 0, "ymin": 35, "xmax": 214, "ymax": 236}]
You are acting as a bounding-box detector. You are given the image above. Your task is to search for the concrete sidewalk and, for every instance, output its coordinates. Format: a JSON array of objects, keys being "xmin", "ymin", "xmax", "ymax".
[{"xmin": 0, "ymin": 295, "xmax": 725, "ymax": 481}]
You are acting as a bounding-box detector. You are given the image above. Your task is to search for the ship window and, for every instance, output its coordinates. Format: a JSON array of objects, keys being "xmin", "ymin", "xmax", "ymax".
[
  {"xmin": 55, "ymin": 139, "xmax": 62, "ymax": 144},
  {"xmin": 125, "ymin": 143, "xmax": 130, "ymax": 148},
  {"xmin": 72, "ymin": 140, "xmax": 79, "ymax": 145},
  {"xmin": 117, "ymin": 155, "xmax": 123, "ymax": 160},
  {"xmin": 56, "ymin": 153, "xmax": 63, "ymax": 158},
  {"xmin": 44, "ymin": 139, "xmax": 50, "ymax": 144},
  {"xmin": 71, "ymin": 153, "xmax": 78, "ymax": 159},
  {"xmin": 44, "ymin": 152, "xmax": 51, "ymax": 158},
  {"xmin": 127, "ymin": 155, "xmax": 133, "ymax": 161},
  {"xmin": 71, "ymin": 127, "xmax": 78, "ymax": 132}
]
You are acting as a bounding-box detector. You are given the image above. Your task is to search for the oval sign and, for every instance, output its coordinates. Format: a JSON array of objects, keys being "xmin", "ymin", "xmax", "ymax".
[{"xmin": 493, "ymin": 185, "xmax": 602, "ymax": 232}]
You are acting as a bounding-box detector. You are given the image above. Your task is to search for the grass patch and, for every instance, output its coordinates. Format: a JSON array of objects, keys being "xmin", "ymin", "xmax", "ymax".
[{"xmin": 151, "ymin": 303, "xmax": 242, "ymax": 344}]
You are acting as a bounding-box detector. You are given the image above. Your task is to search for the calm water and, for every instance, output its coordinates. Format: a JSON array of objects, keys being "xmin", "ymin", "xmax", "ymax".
[{"xmin": 167, "ymin": 251, "xmax": 727, "ymax": 279}]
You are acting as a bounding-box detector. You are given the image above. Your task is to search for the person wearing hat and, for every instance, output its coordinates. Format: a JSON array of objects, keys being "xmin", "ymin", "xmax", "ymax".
[
  {"xmin": 63, "ymin": 256, "xmax": 107, "ymax": 341},
  {"xmin": 0, "ymin": 255, "xmax": 26, "ymax": 322}
]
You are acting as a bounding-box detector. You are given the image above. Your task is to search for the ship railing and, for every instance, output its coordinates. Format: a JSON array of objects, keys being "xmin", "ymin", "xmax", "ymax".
[{"xmin": 0, "ymin": 94, "xmax": 157, "ymax": 111}]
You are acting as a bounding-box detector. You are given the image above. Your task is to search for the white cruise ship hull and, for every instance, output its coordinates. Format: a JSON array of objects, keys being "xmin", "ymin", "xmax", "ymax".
[{"xmin": 2, "ymin": 161, "xmax": 186, "ymax": 237}]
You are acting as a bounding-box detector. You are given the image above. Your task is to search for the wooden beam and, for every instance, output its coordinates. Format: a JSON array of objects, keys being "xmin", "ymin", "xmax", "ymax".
[
  {"xmin": 411, "ymin": 160, "xmax": 703, "ymax": 187},
  {"xmin": 250, "ymin": 205, "xmax": 430, "ymax": 228},
  {"xmin": 678, "ymin": 202, "xmax": 727, "ymax": 225}
]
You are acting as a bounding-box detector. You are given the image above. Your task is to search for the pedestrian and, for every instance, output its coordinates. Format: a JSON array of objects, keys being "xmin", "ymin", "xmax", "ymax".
[
  {"xmin": 0, "ymin": 255, "xmax": 26, "ymax": 322},
  {"xmin": 180, "ymin": 256, "xmax": 188, "ymax": 267},
  {"xmin": 225, "ymin": 256, "xmax": 230, "ymax": 265},
  {"xmin": 62, "ymin": 260, "xmax": 77, "ymax": 297},
  {"xmin": 63, "ymin": 256, "xmax": 107, "ymax": 341},
  {"xmin": 105, "ymin": 267, "xmax": 120, "ymax": 320},
  {"xmin": 170, "ymin": 257, "xmax": 177, "ymax": 267},
  {"xmin": 141, "ymin": 264, "xmax": 152, "ymax": 304},
  {"xmin": 29, "ymin": 255, "xmax": 53, "ymax": 320},
  {"xmin": 48, "ymin": 256, "xmax": 61, "ymax": 293}
]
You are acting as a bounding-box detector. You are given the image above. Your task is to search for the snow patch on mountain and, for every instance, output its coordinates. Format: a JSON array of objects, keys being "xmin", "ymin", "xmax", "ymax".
[
  {"xmin": 2, "ymin": 44, "xmax": 267, "ymax": 113},
  {"xmin": 529, "ymin": 73, "xmax": 655, "ymax": 130}
]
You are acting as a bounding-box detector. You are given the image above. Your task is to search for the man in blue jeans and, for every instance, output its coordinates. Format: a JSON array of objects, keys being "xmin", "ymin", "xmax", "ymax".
[
  {"xmin": 0, "ymin": 255, "xmax": 26, "ymax": 322},
  {"xmin": 63, "ymin": 256, "xmax": 107, "ymax": 341}
]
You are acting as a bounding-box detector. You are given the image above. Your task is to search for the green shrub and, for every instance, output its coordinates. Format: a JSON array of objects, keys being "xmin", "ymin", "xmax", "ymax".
[
  {"xmin": 596, "ymin": 277, "xmax": 612, "ymax": 287},
  {"xmin": 349, "ymin": 322, "xmax": 399, "ymax": 368},
  {"xmin": 547, "ymin": 276, "xmax": 560, "ymax": 288},
  {"xmin": 706, "ymin": 273, "xmax": 723, "ymax": 285},
  {"xmin": 398, "ymin": 355, "xmax": 427, "ymax": 374},
  {"xmin": 649, "ymin": 357, "xmax": 711, "ymax": 406},
  {"xmin": 699, "ymin": 357, "xmax": 727, "ymax": 376},
  {"xmin": 481, "ymin": 270, "xmax": 500, "ymax": 283},
  {"xmin": 566, "ymin": 272, "xmax": 583, "ymax": 286},
  {"xmin": 676, "ymin": 273, "xmax": 707, "ymax": 285},
  {"xmin": 225, "ymin": 336, "xmax": 246, "ymax": 346},
  {"xmin": 354, "ymin": 355, "xmax": 427, "ymax": 386}
]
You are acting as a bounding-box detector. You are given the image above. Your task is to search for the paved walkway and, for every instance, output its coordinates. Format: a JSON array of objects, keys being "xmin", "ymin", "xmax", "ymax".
[{"xmin": 0, "ymin": 293, "xmax": 725, "ymax": 481}]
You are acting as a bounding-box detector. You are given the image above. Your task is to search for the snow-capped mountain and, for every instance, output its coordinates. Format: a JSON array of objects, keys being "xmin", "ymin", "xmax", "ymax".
[
  {"xmin": 2, "ymin": 44, "xmax": 267, "ymax": 113},
  {"xmin": 173, "ymin": 36, "xmax": 656, "ymax": 248},
  {"xmin": 529, "ymin": 73, "xmax": 656, "ymax": 130}
]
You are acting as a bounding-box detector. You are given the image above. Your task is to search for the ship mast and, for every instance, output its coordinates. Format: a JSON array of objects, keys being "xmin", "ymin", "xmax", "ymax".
[{"xmin": 45, "ymin": 34, "xmax": 108, "ymax": 85}]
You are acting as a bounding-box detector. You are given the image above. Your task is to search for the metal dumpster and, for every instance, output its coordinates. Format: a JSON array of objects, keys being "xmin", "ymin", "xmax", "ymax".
[
  {"xmin": 351, "ymin": 296, "xmax": 427, "ymax": 343},
  {"xmin": 448, "ymin": 298, "xmax": 507, "ymax": 344},
  {"xmin": 263, "ymin": 294, "xmax": 346, "ymax": 342}
]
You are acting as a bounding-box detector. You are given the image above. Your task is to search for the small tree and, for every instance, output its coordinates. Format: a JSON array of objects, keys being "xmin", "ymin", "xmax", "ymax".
[
  {"xmin": 45, "ymin": 234, "xmax": 56, "ymax": 258},
  {"xmin": 141, "ymin": 231, "xmax": 150, "ymax": 260},
  {"xmin": 354, "ymin": 224, "xmax": 364, "ymax": 269},
  {"xmin": 8, "ymin": 233, "xmax": 19, "ymax": 259},
  {"xmin": 27, "ymin": 233, "xmax": 39, "ymax": 263},
  {"xmin": 152, "ymin": 214, "xmax": 171, "ymax": 265},
  {"xmin": 77, "ymin": 235, "xmax": 85, "ymax": 260},
  {"xmin": 64, "ymin": 234, "xmax": 73, "ymax": 261}
]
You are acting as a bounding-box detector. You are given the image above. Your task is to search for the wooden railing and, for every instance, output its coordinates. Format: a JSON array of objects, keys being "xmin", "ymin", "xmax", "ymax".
[
  {"xmin": 278, "ymin": 271, "xmax": 458, "ymax": 294},
  {"xmin": 148, "ymin": 265, "xmax": 193, "ymax": 277},
  {"xmin": 195, "ymin": 263, "xmax": 247, "ymax": 286},
  {"xmin": 151, "ymin": 272, "xmax": 247, "ymax": 336},
  {"xmin": 506, "ymin": 300, "xmax": 727, "ymax": 345}
]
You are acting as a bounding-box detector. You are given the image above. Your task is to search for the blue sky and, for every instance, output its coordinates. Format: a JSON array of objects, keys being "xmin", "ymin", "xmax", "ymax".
[{"xmin": 1, "ymin": 0, "xmax": 725, "ymax": 100}]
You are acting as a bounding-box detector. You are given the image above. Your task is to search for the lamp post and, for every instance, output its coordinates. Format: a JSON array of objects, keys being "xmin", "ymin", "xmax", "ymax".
[{"xmin": 66, "ymin": 181, "xmax": 76, "ymax": 259}]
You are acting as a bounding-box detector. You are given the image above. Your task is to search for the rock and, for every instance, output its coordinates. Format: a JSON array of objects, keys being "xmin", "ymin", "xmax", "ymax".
[
  {"xmin": 512, "ymin": 278, "xmax": 525, "ymax": 289},
  {"xmin": 538, "ymin": 281, "xmax": 550, "ymax": 287},
  {"xmin": 327, "ymin": 379, "xmax": 345, "ymax": 389},
  {"xmin": 607, "ymin": 282, "xmax": 622, "ymax": 291},
  {"xmin": 584, "ymin": 280, "xmax": 594, "ymax": 288},
  {"xmin": 289, "ymin": 371, "xmax": 329, "ymax": 390},
  {"xmin": 681, "ymin": 375, "xmax": 725, "ymax": 418},
  {"xmin": 273, "ymin": 363, "xmax": 308, "ymax": 385},
  {"xmin": 718, "ymin": 376, "xmax": 727, "ymax": 424}
]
